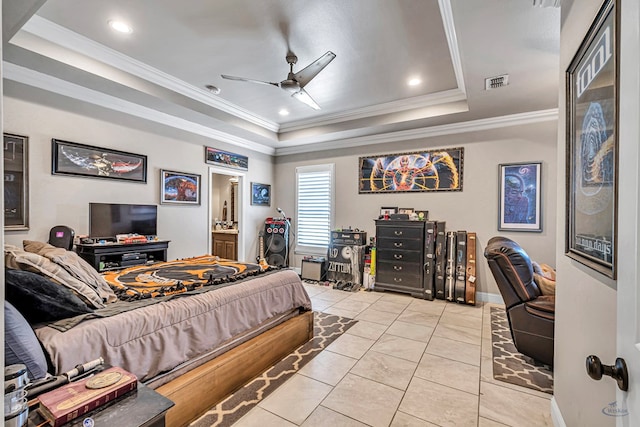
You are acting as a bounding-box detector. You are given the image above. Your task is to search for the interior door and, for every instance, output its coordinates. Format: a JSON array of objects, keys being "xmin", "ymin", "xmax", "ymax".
[{"xmin": 616, "ymin": 1, "xmax": 640, "ymax": 423}]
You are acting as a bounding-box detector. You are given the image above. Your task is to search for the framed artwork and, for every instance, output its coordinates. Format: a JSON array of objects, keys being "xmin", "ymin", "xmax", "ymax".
[
  {"xmin": 52, "ymin": 139, "xmax": 147, "ymax": 182},
  {"xmin": 379, "ymin": 206, "xmax": 397, "ymax": 218},
  {"xmin": 160, "ymin": 170, "xmax": 201, "ymax": 205},
  {"xmin": 498, "ymin": 162, "xmax": 542, "ymax": 232},
  {"xmin": 205, "ymin": 146, "xmax": 248, "ymax": 170},
  {"xmin": 251, "ymin": 182, "xmax": 271, "ymax": 206},
  {"xmin": 359, "ymin": 147, "xmax": 463, "ymax": 193},
  {"xmin": 398, "ymin": 208, "xmax": 414, "ymax": 215},
  {"xmin": 4, "ymin": 133, "xmax": 29, "ymax": 230},
  {"xmin": 565, "ymin": 0, "xmax": 618, "ymax": 278}
]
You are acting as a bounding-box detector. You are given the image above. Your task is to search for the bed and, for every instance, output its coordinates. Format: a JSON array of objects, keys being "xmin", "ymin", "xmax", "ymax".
[{"xmin": 5, "ymin": 243, "xmax": 313, "ymax": 427}]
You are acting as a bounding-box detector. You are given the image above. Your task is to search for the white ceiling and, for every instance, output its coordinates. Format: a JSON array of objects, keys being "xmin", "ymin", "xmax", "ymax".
[{"xmin": 2, "ymin": 0, "xmax": 560, "ymax": 156}]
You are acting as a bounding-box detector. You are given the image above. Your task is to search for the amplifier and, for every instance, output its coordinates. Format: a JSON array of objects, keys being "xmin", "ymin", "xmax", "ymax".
[
  {"xmin": 330, "ymin": 230, "xmax": 367, "ymax": 245},
  {"xmin": 301, "ymin": 258, "xmax": 327, "ymax": 281}
]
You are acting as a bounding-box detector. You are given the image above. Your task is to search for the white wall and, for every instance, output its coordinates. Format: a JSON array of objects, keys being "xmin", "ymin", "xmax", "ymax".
[
  {"xmin": 3, "ymin": 95, "xmax": 274, "ymax": 262},
  {"xmin": 275, "ymin": 120, "xmax": 558, "ymax": 298},
  {"xmin": 553, "ymin": 0, "xmax": 617, "ymax": 425}
]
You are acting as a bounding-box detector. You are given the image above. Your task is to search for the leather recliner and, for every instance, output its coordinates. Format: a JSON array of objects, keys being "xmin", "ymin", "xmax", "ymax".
[{"xmin": 484, "ymin": 236, "xmax": 554, "ymax": 367}]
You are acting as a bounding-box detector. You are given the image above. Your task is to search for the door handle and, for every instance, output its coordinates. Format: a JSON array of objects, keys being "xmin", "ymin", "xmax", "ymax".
[{"xmin": 586, "ymin": 355, "xmax": 629, "ymax": 391}]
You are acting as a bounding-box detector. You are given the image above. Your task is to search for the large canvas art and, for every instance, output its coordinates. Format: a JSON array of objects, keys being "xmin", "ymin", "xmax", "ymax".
[
  {"xmin": 52, "ymin": 139, "xmax": 147, "ymax": 183},
  {"xmin": 565, "ymin": 0, "xmax": 618, "ymax": 278},
  {"xmin": 358, "ymin": 147, "xmax": 463, "ymax": 193}
]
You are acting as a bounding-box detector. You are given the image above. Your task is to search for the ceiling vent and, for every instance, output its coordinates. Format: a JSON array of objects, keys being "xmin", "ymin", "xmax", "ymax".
[{"xmin": 485, "ymin": 74, "xmax": 509, "ymax": 90}]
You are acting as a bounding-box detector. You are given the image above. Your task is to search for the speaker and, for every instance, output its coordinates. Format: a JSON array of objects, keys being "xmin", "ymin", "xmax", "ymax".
[{"xmin": 264, "ymin": 218, "xmax": 290, "ymax": 267}]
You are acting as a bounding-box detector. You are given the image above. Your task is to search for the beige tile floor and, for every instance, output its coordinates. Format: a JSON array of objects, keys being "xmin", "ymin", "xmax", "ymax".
[{"xmin": 232, "ymin": 283, "xmax": 553, "ymax": 427}]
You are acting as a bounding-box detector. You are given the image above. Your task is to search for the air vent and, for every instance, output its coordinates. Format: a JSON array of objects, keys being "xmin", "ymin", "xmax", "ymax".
[{"xmin": 485, "ymin": 74, "xmax": 509, "ymax": 90}]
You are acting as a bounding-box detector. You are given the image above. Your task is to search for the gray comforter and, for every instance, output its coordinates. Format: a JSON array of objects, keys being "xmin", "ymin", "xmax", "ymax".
[{"xmin": 35, "ymin": 269, "xmax": 311, "ymax": 382}]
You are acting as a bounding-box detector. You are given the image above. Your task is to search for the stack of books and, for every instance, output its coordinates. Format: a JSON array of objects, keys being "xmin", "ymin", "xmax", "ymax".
[{"xmin": 37, "ymin": 366, "xmax": 137, "ymax": 427}]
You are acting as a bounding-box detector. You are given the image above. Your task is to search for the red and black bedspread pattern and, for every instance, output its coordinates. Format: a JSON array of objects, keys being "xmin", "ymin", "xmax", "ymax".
[{"xmin": 102, "ymin": 255, "xmax": 265, "ymax": 300}]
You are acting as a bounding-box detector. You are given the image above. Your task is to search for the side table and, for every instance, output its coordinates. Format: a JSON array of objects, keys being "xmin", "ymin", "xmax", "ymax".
[{"xmin": 28, "ymin": 383, "xmax": 174, "ymax": 427}]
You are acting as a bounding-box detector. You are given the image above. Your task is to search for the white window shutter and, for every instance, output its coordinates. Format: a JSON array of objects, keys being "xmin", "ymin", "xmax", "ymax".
[{"xmin": 295, "ymin": 164, "xmax": 334, "ymax": 255}]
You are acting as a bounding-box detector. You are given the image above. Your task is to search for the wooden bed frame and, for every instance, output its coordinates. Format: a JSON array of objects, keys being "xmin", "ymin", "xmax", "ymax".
[{"xmin": 155, "ymin": 310, "xmax": 314, "ymax": 427}]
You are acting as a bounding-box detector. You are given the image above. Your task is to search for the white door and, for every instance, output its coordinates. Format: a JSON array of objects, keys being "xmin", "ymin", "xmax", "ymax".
[{"xmin": 615, "ymin": 0, "xmax": 640, "ymax": 424}]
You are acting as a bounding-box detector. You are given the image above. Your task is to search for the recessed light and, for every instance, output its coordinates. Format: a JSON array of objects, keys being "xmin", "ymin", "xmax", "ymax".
[
  {"xmin": 279, "ymin": 109, "xmax": 290, "ymax": 116},
  {"xmin": 205, "ymin": 84, "xmax": 221, "ymax": 95},
  {"xmin": 108, "ymin": 20, "xmax": 133, "ymax": 34},
  {"xmin": 408, "ymin": 77, "xmax": 422, "ymax": 87}
]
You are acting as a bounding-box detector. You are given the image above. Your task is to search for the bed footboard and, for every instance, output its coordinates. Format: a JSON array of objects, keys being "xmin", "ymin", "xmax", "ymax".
[{"xmin": 155, "ymin": 310, "xmax": 314, "ymax": 427}]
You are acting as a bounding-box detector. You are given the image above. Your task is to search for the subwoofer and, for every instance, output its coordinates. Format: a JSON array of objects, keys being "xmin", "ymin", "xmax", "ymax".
[{"xmin": 264, "ymin": 218, "xmax": 290, "ymax": 267}]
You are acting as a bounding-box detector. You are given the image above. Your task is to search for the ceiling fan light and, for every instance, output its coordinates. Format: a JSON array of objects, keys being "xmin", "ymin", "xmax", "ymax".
[
  {"xmin": 532, "ymin": 0, "xmax": 561, "ymax": 7},
  {"xmin": 108, "ymin": 20, "xmax": 133, "ymax": 34}
]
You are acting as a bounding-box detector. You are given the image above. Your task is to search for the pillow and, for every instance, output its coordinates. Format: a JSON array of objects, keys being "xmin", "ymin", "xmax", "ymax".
[
  {"xmin": 23, "ymin": 240, "xmax": 117, "ymax": 304},
  {"xmin": 5, "ymin": 301, "xmax": 48, "ymax": 380},
  {"xmin": 5, "ymin": 268, "xmax": 93, "ymax": 324},
  {"xmin": 4, "ymin": 245, "xmax": 105, "ymax": 308},
  {"xmin": 532, "ymin": 261, "xmax": 556, "ymax": 296}
]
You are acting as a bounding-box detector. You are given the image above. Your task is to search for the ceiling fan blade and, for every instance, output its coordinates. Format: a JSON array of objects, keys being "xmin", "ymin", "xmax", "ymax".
[
  {"xmin": 294, "ymin": 51, "xmax": 336, "ymax": 88},
  {"xmin": 291, "ymin": 89, "xmax": 321, "ymax": 110},
  {"xmin": 221, "ymin": 74, "xmax": 279, "ymax": 87}
]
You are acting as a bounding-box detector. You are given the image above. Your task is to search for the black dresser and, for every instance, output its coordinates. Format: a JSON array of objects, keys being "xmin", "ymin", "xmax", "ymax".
[{"xmin": 374, "ymin": 220, "xmax": 428, "ymax": 299}]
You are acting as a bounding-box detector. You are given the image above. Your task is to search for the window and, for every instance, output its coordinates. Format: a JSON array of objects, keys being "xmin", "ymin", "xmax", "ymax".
[{"xmin": 295, "ymin": 164, "xmax": 334, "ymax": 255}]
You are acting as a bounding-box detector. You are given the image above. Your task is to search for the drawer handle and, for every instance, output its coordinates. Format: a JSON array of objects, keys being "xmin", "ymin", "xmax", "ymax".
[
  {"xmin": 393, "ymin": 265, "xmax": 403, "ymax": 271},
  {"xmin": 394, "ymin": 230, "xmax": 403, "ymax": 236},
  {"xmin": 394, "ymin": 254, "xmax": 403, "ymax": 259},
  {"xmin": 393, "ymin": 277, "xmax": 403, "ymax": 282},
  {"xmin": 394, "ymin": 242, "xmax": 403, "ymax": 248}
]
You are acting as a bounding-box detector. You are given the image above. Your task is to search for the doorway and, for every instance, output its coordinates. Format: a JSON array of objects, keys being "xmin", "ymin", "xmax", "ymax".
[{"xmin": 209, "ymin": 167, "xmax": 244, "ymax": 261}]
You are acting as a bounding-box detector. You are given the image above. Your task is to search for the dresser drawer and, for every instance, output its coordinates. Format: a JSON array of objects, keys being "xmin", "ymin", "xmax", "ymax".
[
  {"xmin": 376, "ymin": 226, "xmax": 423, "ymax": 241},
  {"xmin": 376, "ymin": 237, "xmax": 423, "ymax": 252},
  {"xmin": 376, "ymin": 263, "xmax": 422, "ymax": 287},
  {"xmin": 377, "ymin": 248, "xmax": 423, "ymax": 264}
]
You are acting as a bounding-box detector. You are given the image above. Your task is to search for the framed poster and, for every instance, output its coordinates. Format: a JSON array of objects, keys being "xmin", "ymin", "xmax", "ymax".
[
  {"xmin": 4, "ymin": 133, "xmax": 29, "ymax": 230},
  {"xmin": 498, "ymin": 162, "xmax": 542, "ymax": 232},
  {"xmin": 160, "ymin": 170, "xmax": 201, "ymax": 205},
  {"xmin": 565, "ymin": 0, "xmax": 618, "ymax": 278},
  {"xmin": 52, "ymin": 139, "xmax": 147, "ymax": 183},
  {"xmin": 205, "ymin": 146, "xmax": 248, "ymax": 170},
  {"xmin": 250, "ymin": 182, "xmax": 271, "ymax": 206},
  {"xmin": 359, "ymin": 147, "xmax": 463, "ymax": 193}
]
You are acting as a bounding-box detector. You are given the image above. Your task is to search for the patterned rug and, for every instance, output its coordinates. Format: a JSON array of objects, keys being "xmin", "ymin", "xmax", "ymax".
[
  {"xmin": 490, "ymin": 307, "xmax": 553, "ymax": 394},
  {"xmin": 190, "ymin": 311, "xmax": 358, "ymax": 426}
]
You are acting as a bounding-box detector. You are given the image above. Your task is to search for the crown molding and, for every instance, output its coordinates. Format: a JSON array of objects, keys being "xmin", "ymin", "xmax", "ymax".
[
  {"xmin": 19, "ymin": 15, "xmax": 280, "ymax": 133},
  {"xmin": 439, "ymin": 0, "xmax": 466, "ymax": 95},
  {"xmin": 274, "ymin": 108, "xmax": 559, "ymax": 156},
  {"xmin": 4, "ymin": 61, "xmax": 276, "ymax": 155}
]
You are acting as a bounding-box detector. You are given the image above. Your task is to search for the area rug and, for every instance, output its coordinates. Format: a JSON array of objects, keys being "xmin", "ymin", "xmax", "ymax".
[
  {"xmin": 190, "ymin": 311, "xmax": 358, "ymax": 426},
  {"xmin": 490, "ymin": 306, "xmax": 553, "ymax": 394}
]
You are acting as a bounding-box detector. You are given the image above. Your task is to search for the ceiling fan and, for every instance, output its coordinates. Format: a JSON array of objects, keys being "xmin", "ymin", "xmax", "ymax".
[{"xmin": 221, "ymin": 51, "xmax": 336, "ymax": 110}]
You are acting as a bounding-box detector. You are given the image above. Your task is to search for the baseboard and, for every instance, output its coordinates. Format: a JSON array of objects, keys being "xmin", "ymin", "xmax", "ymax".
[
  {"xmin": 477, "ymin": 292, "xmax": 503, "ymax": 305},
  {"xmin": 551, "ymin": 397, "xmax": 567, "ymax": 427}
]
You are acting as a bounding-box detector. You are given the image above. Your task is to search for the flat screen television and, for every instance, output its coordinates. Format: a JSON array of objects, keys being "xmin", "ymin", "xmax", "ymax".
[{"xmin": 89, "ymin": 203, "xmax": 157, "ymax": 239}]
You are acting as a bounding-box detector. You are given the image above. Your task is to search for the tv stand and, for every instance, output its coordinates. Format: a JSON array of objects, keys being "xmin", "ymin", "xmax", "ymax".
[{"xmin": 76, "ymin": 240, "xmax": 170, "ymax": 272}]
